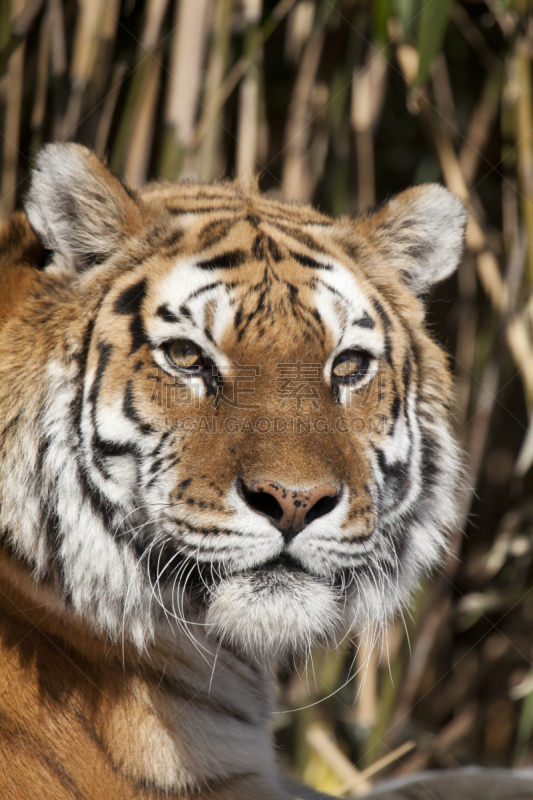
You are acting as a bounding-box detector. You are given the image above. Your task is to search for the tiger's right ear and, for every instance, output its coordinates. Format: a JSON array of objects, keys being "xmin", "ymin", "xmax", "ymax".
[{"xmin": 25, "ymin": 143, "xmax": 142, "ymax": 273}]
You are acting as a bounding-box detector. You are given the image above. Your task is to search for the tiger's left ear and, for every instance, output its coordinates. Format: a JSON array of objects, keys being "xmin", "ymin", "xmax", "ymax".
[
  {"xmin": 363, "ymin": 184, "xmax": 466, "ymax": 296},
  {"xmin": 25, "ymin": 143, "xmax": 142, "ymax": 273}
]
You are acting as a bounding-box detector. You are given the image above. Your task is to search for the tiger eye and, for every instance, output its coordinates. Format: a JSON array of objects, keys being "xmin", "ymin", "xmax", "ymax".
[
  {"xmin": 166, "ymin": 339, "xmax": 203, "ymax": 369},
  {"xmin": 332, "ymin": 351, "xmax": 368, "ymax": 380}
]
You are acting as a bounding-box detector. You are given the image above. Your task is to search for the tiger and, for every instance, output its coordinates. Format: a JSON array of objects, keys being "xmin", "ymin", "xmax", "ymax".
[{"xmin": 0, "ymin": 143, "xmax": 465, "ymax": 800}]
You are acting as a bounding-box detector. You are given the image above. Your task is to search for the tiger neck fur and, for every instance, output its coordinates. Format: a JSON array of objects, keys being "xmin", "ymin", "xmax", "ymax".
[{"xmin": 0, "ymin": 546, "xmax": 285, "ymax": 799}]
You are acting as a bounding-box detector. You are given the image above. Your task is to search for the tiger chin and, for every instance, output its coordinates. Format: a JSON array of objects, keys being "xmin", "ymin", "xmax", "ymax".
[{"xmin": 0, "ymin": 144, "xmax": 465, "ymax": 799}]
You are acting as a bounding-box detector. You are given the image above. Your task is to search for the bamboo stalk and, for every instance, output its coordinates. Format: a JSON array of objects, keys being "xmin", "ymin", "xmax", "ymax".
[
  {"xmin": 430, "ymin": 52, "xmax": 457, "ymax": 142},
  {"xmin": 342, "ymin": 740, "xmax": 416, "ymax": 795},
  {"xmin": 351, "ymin": 52, "xmax": 388, "ymax": 210},
  {"xmin": 355, "ymin": 626, "xmax": 377, "ymax": 732},
  {"xmin": 448, "ymin": 2, "xmax": 500, "ymax": 73},
  {"xmin": 93, "ymin": 62, "xmax": 128, "ymax": 160},
  {"xmin": 515, "ymin": 37, "xmax": 533, "ymax": 286},
  {"xmin": 305, "ymin": 724, "xmax": 371, "ymax": 797},
  {"xmin": 58, "ymin": 0, "xmax": 108, "ymax": 140},
  {"xmin": 198, "ymin": 0, "xmax": 234, "ymax": 181},
  {"xmin": 0, "ymin": 0, "xmax": 10, "ymax": 52},
  {"xmin": 421, "ymin": 100, "xmax": 507, "ymax": 311},
  {"xmin": 188, "ymin": 0, "xmax": 298, "ymax": 152},
  {"xmin": 30, "ymin": 2, "xmax": 51, "ymax": 137},
  {"xmin": 49, "ymin": 0, "xmax": 68, "ymax": 140},
  {"xmin": 83, "ymin": 0, "xmax": 121, "ymax": 142},
  {"xmin": 284, "ymin": 0, "xmax": 314, "ymax": 64},
  {"xmin": 109, "ymin": 0, "xmax": 170, "ymax": 178},
  {"xmin": 159, "ymin": 0, "xmax": 212, "ymax": 179},
  {"xmin": 48, "ymin": 0, "xmax": 66, "ymax": 78},
  {"xmin": 454, "ymin": 252, "xmax": 479, "ymax": 428},
  {"xmin": 306, "ymin": 79, "xmax": 329, "ymax": 196},
  {"xmin": 236, "ymin": 0, "xmax": 262, "ymax": 183},
  {"xmin": 458, "ymin": 67, "xmax": 502, "ymax": 187},
  {"xmin": 0, "ymin": 0, "xmax": 44, "ymax": 76},
  {"xmin": 306, "ymin": 723, "xmax": 416, "ymax": 797},
  {"xmin": 109, "ymin": 59, "xmax": 152, "ymax": 175},
  {"xmin": 0, "ymin": 0, "xmax": 26, "ymax": 220},
  {"xmin": 281, "ymin": 15, "xmax": 326, "ymax": 201},
  {"xmin": 123, "ymin": 45, "xmax": 163, "ymax": 186},
  {"xmin": 393, "ymin": 706, "xmax": 476, "ymax": 776}
]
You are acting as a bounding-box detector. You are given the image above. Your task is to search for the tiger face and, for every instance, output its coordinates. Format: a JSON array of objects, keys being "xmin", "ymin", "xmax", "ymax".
[{"xmin": 1, "ymin": 144, "xmax": 465, "ymax": 659}]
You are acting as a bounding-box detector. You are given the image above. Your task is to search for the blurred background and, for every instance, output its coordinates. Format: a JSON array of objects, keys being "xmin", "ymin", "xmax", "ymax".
[{"xmin": 1, "ymin": 0, "xmax": 533, "ymax": 794}]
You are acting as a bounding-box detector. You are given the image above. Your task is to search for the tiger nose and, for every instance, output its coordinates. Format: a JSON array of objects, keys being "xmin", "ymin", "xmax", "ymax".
[{"xmin": 240, "ymin": 480, "xmax": 339, "ymax": 543}]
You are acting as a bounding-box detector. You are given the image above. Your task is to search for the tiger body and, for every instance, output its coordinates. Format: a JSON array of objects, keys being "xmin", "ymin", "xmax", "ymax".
[{"xmin": 0, "ymin": 145, "xmax": 465, "ymax": 798}]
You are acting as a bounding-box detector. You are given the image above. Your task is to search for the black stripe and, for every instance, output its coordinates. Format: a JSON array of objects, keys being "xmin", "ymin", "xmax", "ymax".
[
  {"xmin": 252, "ymin": 234, "xmax": 267, "ymax": 259},
  {"xmin": 199, "ymin": 218, "xmax": 239, "ymax": 248},
  {"xmin": 290, "ymin": 251, "xmax": 332, "ymax": 270},
  {"xmin": 113, "ymin": 279, "xmax": 148, "ymax": 355},
  {"xmin": 76, "ymin": 458, "xmax": 116, "ymax": 535},
  {"xmin": 314, "ymin": 277, "xmax": 344, "ymax": 298},
  {"xmin": 179, "ymin": 303, "xmax": 194, "ymax": 319},
  {"xmin": 371, "ymin": 299, "xmax": 393, "ymax": 365},
  {"xmin": 161, "ymin": 229, "xmax": 184, "ymax": 249},
  {"xmin": 389, "ymin": 381, "xmax": 401, "ymax": 426},
  {"xmin": 67, "ymin": 313, "xmax": 116, "ymax": 532},
  {"xmin": 187, "ymin": 281, "xmax": 221, "ymax": 300},
  {"xmin": 420, "ymin": 432, "xmax": 441, "ymax": 486},
  {"xmin": 38, "ymin": 749, "xmax": 89, "ymax": 800},
  {"xmin": 268, "ymin": 236, "xmax": 283, "ymax": 262},
  {"xmin": 235, "ymin": 289, "xmax": 268, "ymax": 342},
  {"xmin": 35, "ymin": 433, "xmax": 51, "ymax": 481},
  {"xmin": 402, "ymin": 356, "xmax": 412, "ymax": 395},
  {"xmin": 87, "ymin": 342, "xmax": 139, "ymax": 480},
  {"xmin": 196, "ymin": 250, "xmax": 247, "ymax": 270},
  {"xmin": 273, "ymin": 223, "xmax": 328, "ymax": 252},
  {"xmin": 129, "ymin": 313, "xmax": 147, "ymax": 355},
  {"xmin": 0, "ymin": 410, "xmax": 22, "ymax": 440},
  {"xmin": 156, "ymin": 304, "xmax": 180, "ymax": 323},
  {"xmin": 374, "ymin": 446, "xmax": 409, "ymax": 482},
  {"xmin": 372, "ymin": 298, "xmax": 391, "ymax": 330},
  {"xmin": 88, "ymin": 342, "xmax": 111, "ymax": 405},
  {"xmin": 113, "ymin": 279, "xmax": 147, "ymax": 315},
  {"xmin": 148, "ymin": 457, "xmax": 163, "ymax": 475},
  {"xmin": 166, "ymin": 205, "xmax": 240, "ymax": 215},
  {"xmin": 352, "ymin": 312, "xmax": 375, "ymax": 329},
  {"xmin": 149, "ymin": 430, "xmax": 171, "ymax": 460},
  {"xmin": 310, "ymin": 308, "xmax": 325, "ymax": 335},
  {"xmin": 92, "ymin": 432, "xmax": 140, "ymax": 462},
  {"xmin": 123, "ymin": 380, "xmax": 157, "ymax": 435}
]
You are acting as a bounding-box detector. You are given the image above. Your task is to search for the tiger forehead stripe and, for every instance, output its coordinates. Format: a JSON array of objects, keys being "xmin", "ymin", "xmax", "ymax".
[
  {"xmin": 196, "ymin": 250, "xmax": 248, "ymax": 270},
  {"xmin": 290, "ymin": 251, "xmax": 332, "ymax": 270},
  {"xmin": 198, "ymin": 217, "xmax": 240, "ymax": 249}
]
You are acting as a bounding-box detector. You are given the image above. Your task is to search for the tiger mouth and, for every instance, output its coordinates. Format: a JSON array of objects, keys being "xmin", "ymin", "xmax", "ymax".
[
  {"xmin": 254, "ymin": 554, "xmax": 307, "ymax": 574},
  {"xmin": 169, "ymin": 552, "xmax": 318, "ymax": 603}
]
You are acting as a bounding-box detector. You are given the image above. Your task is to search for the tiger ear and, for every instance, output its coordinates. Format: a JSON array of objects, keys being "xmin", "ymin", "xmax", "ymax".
[
  {"xmin": 364, "ymin": 184, "xmax": 466, "ymax": 296},
  {"xmin": 25, "ymin": 143, "xmax": 142, "ymax": 273}
]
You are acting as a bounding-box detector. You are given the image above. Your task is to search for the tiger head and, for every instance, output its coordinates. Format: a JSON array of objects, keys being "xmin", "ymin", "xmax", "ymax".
[{"xmin": 1, "ymin": 144, "xmax": 465, "ymax": 659}]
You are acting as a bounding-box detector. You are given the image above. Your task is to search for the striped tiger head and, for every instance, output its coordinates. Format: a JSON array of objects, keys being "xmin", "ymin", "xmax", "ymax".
[{"xmin": 1, "ymin": 144, "xmax": 465, "ymax": 658}]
